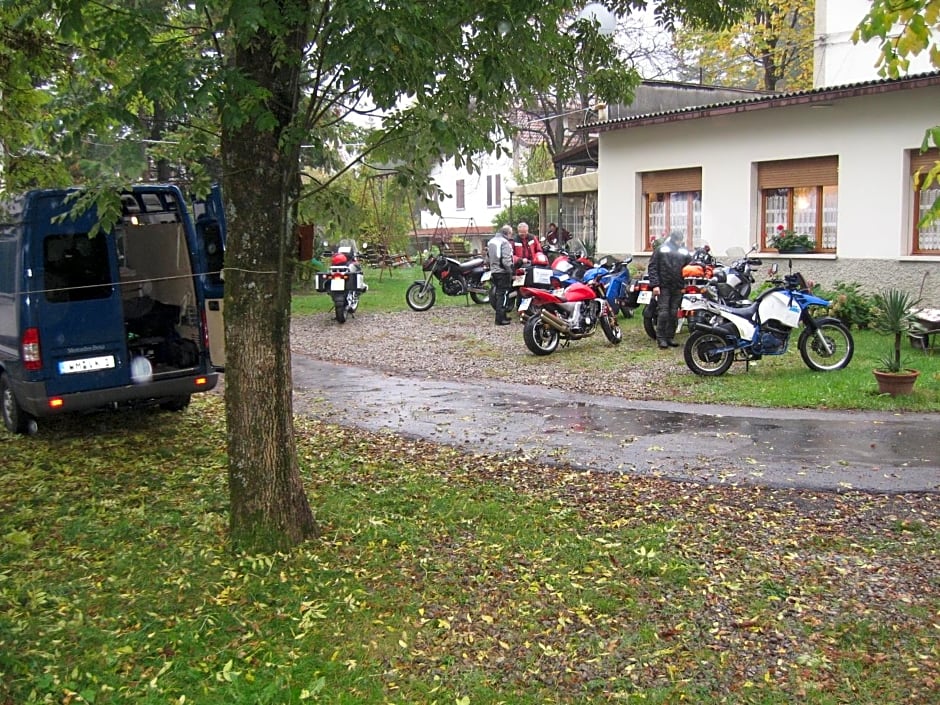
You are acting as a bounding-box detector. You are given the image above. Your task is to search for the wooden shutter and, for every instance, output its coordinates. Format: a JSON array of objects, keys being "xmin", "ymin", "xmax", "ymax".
[
  {"xmin": 758, "ymin": 156, "xmax": 838, "ymax": 189},
  {"xmin": 911, "ymin": 148, "xmax": 939, "ymax": 188},
  {"xmin": 456, "ymin": 179, "xmax": 465, "ymax": 209},
  {"xmin": 642, "ymin": 168, "xmax": 702, "ymax": 194}
]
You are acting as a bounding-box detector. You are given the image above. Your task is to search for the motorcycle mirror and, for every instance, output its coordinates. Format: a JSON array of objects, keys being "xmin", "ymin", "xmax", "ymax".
[{"xmin": 769, "ymin": 263, "xmax": 779, "ymax": 274}]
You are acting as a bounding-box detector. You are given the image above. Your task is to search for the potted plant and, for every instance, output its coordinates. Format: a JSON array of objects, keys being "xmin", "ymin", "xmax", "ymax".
[
  {"xmin": 871, "ymin": 288, "xmax": 924, "ymax": 396},
  {"xmin": 769, "ymin": 226, "xmax": 816, "ymax": 253}
]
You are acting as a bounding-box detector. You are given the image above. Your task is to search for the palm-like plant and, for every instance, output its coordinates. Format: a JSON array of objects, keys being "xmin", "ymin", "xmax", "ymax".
[{"xmin": 871, "ymin": 288, "xmax": 923, "ymax": 373}]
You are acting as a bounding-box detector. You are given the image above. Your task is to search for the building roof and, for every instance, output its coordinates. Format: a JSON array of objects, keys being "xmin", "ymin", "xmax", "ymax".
[{"xmin": 585, "ymin": 71, "xmax": 940, "ymax": 133}]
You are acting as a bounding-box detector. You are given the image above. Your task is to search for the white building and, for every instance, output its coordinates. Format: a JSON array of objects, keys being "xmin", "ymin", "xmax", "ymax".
[{"xmin": 585, "ymin": 2, "xmax": 940, "ymax": 300}]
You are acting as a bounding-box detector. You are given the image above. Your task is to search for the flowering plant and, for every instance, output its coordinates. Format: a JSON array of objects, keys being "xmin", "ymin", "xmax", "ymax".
[{"xmin": 769, "ymin": 225, "xmax": 815, "ymax": 251}]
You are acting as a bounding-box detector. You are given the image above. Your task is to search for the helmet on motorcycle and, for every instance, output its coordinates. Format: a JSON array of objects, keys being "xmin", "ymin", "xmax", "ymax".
[
  {"xmin": 331, "ymin": 252, "xmax": 349, "ymax": 266},
  {"xmin": 711, "ymin": 269, "xmax": 727, "ymax": 284},
  {"xmin": 533, "ymin": 252, "xmax": 549, "ymax": 266}
]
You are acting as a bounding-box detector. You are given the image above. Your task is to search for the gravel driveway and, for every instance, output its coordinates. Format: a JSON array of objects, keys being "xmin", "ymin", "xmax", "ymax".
[{"xmin": 290, "ymin": 305, "xmax": 690, "ymax": 402}]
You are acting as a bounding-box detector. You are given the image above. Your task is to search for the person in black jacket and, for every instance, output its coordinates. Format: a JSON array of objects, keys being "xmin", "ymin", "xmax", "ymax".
[{"xmin": 647, "ymin": 230, "xmax": 691, "ymax": 349}]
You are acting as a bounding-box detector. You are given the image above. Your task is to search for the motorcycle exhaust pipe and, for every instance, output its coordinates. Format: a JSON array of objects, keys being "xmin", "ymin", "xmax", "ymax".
[{"xmin": 539, "ymin": 309, "xmax": 571, "ymax": 333}]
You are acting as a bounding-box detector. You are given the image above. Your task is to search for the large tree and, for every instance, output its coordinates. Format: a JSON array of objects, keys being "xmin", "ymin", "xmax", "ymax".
[
  {"xmin": 2, "ymin": 0, "xmax": 752, "ymax": 551},
  {"xmin": 671, "ymin": 0, "xmax": 813, "ymax": 91}
]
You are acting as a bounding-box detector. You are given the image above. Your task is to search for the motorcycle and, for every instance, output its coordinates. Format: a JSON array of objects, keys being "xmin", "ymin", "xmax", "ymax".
[
  {"xmin": 315, "ymin": 240, "xmax": 368, "ymax": 324},
  {"xmin": 517, "ymin": 269, "xmax": 623, "ymax": 356},
  {"xmin": 638, "ymin": 246, "xmax": 762, "ymax": 339},
  {"xmin": 601, "ymin": 256, "xmax": 634, "ymax": 318},
  {"xmin": 683, "ymin": 266, "xmax": 855, "ymax": 376},
  {"xmin": 406, "ymin": 247, "xmax": 490, "ymax": 311},
  {"xmin": 681, "ymin": 246, "xmax": 763, "ymax": 332}
]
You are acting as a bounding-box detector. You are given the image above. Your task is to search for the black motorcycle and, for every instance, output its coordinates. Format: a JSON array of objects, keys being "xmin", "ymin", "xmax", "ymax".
[
  {"xmin": 406, "ymin": 248, "xmax": 490, "ymax": 311},
  {"xmin": 315, "ymin": 240, "xmax": 368, "ymax": 323}
]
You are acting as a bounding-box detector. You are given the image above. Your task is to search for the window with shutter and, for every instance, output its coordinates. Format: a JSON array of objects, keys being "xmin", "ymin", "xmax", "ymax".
[
  {"xmin": 456, "ymin": 179, "xmax": 465, "ymax": 211},
  {"xmin": 911, "ymin": 148, "xmax": 940, "ymax": 254},
  {"xmin": 758, "ymin": 156, "xmax": 838, "ymax": 252},
  {"xmin": 642, "ymin": 168, "xmax": 702, "ymax": 250}
]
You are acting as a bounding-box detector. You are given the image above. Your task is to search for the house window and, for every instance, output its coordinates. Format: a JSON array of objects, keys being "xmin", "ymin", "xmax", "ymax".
[
  {"xmin": 758, "ymin": 156, "xmax": 838, "ymax": 252},
  {"xmin": 487, "ymin": 174, "xmax": 501, "ymax": 207},
  {"xmin": 456, "ymin": 179, "xmax": 465, "ymax": 210},
  {"xmin": 642, "ymin": 168, "xmax": 702, "ymax": 249},
  {"xmin": 912, "ymin": 148, "xmax": 940, "ymax": 254}
]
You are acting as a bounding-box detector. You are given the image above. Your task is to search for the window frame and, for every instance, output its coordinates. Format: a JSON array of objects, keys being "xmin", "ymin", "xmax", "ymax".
[
  {"xmin": 641, "ymin": 168, "xmax": 702, "ymax": 250},
  {"xmin": 455, "ymin": 179, "xmax": 465, "ymax": 211},
  {"xmin": 758, "ymin": 156, "xmax": 838, "ymax": 253},
  {"xmin": 911, "ymin": 147, "xmax": 940, "ymax": 255}
]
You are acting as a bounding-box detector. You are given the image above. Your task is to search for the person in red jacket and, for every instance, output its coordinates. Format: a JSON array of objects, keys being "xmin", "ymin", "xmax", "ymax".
[{"xmin": 512, "ymin": 222, "xmax": 543, "ymax": 266}]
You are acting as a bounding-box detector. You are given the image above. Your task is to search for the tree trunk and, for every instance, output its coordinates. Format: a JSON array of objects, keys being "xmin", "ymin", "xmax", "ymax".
[{"xmin": 220, "ymin": 16, "xmax": 317, "ymax": 552}]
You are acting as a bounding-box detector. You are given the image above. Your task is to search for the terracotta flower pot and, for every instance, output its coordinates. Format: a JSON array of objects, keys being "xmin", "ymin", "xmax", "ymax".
[{"xmin": 872, "ymin": 368, "xmax": 920, "ymax": 396}]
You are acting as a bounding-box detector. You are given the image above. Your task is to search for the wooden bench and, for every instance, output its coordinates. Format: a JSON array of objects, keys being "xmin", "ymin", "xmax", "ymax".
[{"xmin": 440, "ymin": 240, "xmax": 471, "ymax": 259}]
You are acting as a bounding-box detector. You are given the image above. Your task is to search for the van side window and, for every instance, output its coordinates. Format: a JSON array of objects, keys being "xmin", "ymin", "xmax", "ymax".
[
  {"xmin": 0, "ymin": 234, "xmax": 16, "ymax": 295},
  {"xmin": 44, "ymin": 233, "xmax": 111, "ymax": 303}
]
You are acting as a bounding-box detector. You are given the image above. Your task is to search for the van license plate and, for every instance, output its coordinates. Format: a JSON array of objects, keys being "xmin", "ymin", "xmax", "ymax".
[{"xmin": 59, "ymin": 355, "xmax": 116, "ymax": 374}]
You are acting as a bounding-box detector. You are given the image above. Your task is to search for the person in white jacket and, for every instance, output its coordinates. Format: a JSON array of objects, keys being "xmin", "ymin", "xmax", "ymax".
[{"xmin": 487, "ymin": 225, "xmax": 515, "ymax": 325}]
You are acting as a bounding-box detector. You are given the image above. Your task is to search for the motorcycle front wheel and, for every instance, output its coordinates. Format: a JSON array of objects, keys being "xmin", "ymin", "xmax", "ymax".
[
  {"xmin": 600, "ymin": 312, "xmax": 623, "ymax": 344},
  {"xmin": 798, "ymin": 317, "xmax": 855, "ymax": 371},
  {"xmin": 469, "ymin": 290, "xmax": 490, "ymax": 305},
  {"xmin": 406, "ymin": 282, "xmax": 436, "ymax": 311},
  {"xmin": 684, "ymin": 330, "xmax": 734, "ymax": 376},
  {"xmin": 523, "ymin": 315, "xmax": 560, "ymax": 356}
]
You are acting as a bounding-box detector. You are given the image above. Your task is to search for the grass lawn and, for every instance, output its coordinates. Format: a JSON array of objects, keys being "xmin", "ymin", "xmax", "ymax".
[
  {"xmin": 1, "ymin": 400, "xmax": 937, "ymax": 704},
  {"xmin": 1, "ymin": 265, "xmax": 937, "ymax": 704}
]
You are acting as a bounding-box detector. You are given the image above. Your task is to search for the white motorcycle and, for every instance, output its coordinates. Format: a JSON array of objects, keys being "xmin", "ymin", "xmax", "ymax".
[{"xmin": 684, "ymin": 266, "xmax": 854, "ymax": 376}]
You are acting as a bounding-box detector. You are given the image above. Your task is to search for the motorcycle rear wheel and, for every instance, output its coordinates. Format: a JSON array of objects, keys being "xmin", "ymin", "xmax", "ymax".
[
  {"xmin": 600, "ymin": 313, "xmax": 623, "ymax": 344},
  {"xmin": 406, "ymin": 282, "xmax": 436, "ymax": 311},
  {"xmin": 642, "ymin": 302, "xmax": 657, "ymax": 339},
  {"xmin": 684, "ymin": 330, "xmax": 734, "ymax": 376},
  {"xmin": 798, "ymin": 317, "xmax": 854, "ymax": 371},
  {"xmin": 523, "ymin": 316, "xmax": 560, "ymax": 356}
]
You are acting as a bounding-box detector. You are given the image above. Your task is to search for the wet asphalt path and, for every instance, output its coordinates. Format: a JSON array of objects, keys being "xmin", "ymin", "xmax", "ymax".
[{"xmin": 290, "ymin": 355, "xmax": 940, "ymax": 494}]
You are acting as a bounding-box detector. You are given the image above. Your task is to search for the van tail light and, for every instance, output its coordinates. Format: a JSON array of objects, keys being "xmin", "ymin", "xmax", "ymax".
[
  {"xmin": 22, "ymin": 327, "xmax": 42, "ymax": 371},
  {"xmin": 200, "ymin": 309, "xmax": 210, "ymax": 352}
]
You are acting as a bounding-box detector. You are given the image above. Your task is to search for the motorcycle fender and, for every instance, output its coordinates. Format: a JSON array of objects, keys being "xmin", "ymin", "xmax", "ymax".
[{"xmin": 520, "ymin": 287, "xmax": 560, "ymax": 305}]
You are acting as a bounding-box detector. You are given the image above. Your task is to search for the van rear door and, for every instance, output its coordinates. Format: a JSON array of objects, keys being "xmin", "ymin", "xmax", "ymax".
[
  {"xmin": 34, "ymin": 223, "xmax": 129, "ymax": 396},
  {"xmin": 193, "ymin": 185, "xmax": 226, "ymax": 369}
]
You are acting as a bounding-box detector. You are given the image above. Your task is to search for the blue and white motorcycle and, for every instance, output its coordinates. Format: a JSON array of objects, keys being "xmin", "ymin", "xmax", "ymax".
[{"xmin": 683, "ymin": 268, "xmax": 854, "ymax": 376}]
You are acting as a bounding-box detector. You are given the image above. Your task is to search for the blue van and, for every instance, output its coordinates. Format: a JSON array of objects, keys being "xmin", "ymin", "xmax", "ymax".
[{"xmin": 0, "ymin": 184, "xmax": 226, "ymax": 434}]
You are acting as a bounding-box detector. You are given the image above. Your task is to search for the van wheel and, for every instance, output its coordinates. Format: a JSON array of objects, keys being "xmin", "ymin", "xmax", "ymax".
[
  {"xmin": 1, "ymin": 374, "xmax": 33, "ymax": 435},
  {"xmin": 160, "ymin": 395, "xmax": 191, "ymax": 412}
]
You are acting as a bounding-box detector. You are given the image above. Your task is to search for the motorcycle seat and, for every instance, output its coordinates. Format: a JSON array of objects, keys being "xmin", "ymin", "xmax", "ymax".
[{"xmin": 458, "ymin": 257, "xmax": 485, "ymax": 271}]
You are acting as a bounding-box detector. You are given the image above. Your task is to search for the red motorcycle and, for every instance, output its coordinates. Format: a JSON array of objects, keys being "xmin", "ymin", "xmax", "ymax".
[{"xmin": 517, "ymin": 274, "xmax": 622, "ymax": 356}]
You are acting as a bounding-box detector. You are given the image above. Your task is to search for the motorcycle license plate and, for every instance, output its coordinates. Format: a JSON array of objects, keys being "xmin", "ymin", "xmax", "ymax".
[
  {"xmin": 512, "ymin": 274, "xmax": 525, "ymax": 287},
  {"xmin": 518, "ymin": 297, "xmax": 531, "ymax": 312},
  {"xmin": 481, "ymin": 271, "xmax": 491, "ymax": 282},
  {"xmin": 637, "ymin": 290, "xmax": 652, "ymax": 305},
  {"xmin": 330, "ymin": 277, "xmax": 345, "ymax": 291}
]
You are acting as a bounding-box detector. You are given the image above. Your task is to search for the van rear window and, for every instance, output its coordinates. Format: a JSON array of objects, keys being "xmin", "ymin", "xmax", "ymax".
[{"xmin": 44, "ymin": 234, "xmax": 111, "ymax": 303}]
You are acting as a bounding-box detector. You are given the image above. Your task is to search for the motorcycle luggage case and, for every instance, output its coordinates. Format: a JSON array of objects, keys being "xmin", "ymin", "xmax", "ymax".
[
  {"xmin": 524, "ymin": 266, "xmax": 555, "ymax": 288},
  {"xmin": 315, "ymin": 271, "xmax": 363, "ymax": 292}
]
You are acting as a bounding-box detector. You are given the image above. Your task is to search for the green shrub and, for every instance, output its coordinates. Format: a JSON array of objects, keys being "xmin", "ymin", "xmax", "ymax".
[{"xmin": 814, "ymin": 281, "xmax": 876, "ymax": 329}]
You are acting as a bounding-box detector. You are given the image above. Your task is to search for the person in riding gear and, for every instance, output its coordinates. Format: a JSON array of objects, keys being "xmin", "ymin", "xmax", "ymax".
[
  {"xmin": 513, "ymin": 222, "xmax": 543, "ymax": 266},
  {"xmin": 487, "ymin": 225, "xmax": 515, "ymax": 326},
  {"xmin": 647, "ymin": 230, "xmax": 691, "ymax": 349}
]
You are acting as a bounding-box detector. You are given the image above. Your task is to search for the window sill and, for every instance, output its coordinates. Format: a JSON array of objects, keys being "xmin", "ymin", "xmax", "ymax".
[
  {"xmin": 901, "ymin": 255, "xmax": 940, "ymax": 262},
  {"xmin": 761, "ymin": 252, "xmax": 837, "ymax": 259}
]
